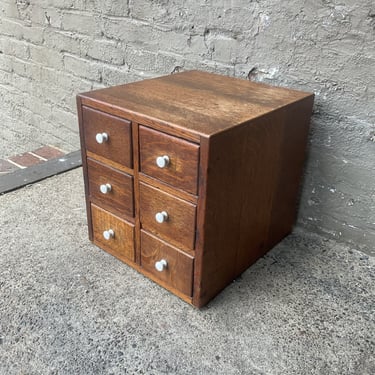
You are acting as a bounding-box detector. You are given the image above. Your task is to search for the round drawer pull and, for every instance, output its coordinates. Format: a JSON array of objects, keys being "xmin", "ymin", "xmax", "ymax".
[
  {"xmin": 103, "ymin": 229, "xmax": 114, "ymax": 240},
  {"xmin": 156, "ymin": 155, "xmax": 170, "ymax": 168},
  {"xmin": 155, "ymin": 259, "xmax": 168, "ymax": 272},
  {"xmin": 155, "ymin": 211, "xmax": 168, "ymax": 223},
  {"xmin": 100, "ymin": 183, "xmax": 112, "ymax": 194},
  {"xmin": 96, "ymin": 132, "xmax": 109, "ymax": 144}
]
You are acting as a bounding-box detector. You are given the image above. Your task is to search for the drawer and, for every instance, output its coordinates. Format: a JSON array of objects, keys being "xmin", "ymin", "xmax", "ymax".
[
  {"xmin": 139, "ymin": 126, "xmax": 199, "ymax": 194},
  {"xmin": 87, "ymin": 158, "xmax": 134, "ymax": 218},
  {"xmin": 141, "ymin": 230, "xmax": 194, "ymax": 297},
  {"xmin": 82, "ymin": 106, "xmax": 133, "ymax": 168},
  {"xmin": 139, "ymin": 182, "xmax": 196, "ymax": 250},
  {"xmin": 91, "ymin": 204, "xmax": 135, "ymax": 262}
]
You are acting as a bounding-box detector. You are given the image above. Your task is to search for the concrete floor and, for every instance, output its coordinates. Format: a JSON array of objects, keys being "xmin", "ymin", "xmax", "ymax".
[{"xmin": 0, "ymin": 168, "xmax": 374, "ymax": 374}]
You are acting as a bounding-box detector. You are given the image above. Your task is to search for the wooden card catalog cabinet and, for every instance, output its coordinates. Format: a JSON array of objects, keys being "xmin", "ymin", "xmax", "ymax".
[{"xmin": 77, "ymin": 70, "xmax": 314, "ymax": 307}]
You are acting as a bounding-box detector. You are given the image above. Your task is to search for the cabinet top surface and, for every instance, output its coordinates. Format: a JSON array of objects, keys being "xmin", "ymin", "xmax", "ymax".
[{"xmin": 79, "ymin": 70, "xmax": 313, "ymax": 137}]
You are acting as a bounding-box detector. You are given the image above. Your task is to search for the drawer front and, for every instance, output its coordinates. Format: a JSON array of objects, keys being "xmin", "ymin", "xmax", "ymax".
[
  {"xmin": 139, "ymin": 182, "xmax": 196, "ymax": 250},
  {"xmin": 91, "ymin": 204, "xmax": 135, "ymax": 262},
  {"xmin": 82, "ymin": 106, "xmax": 132, "ymax": 168},
  {"xmin": 139, "ymin": 126, "xmax": 199, "ymax": 194},
  {"xmin": 141, "ymin": 230, "xmax": 194, "ymax": 297},
  {"xmin": 87, "ymin": 158, "xmax": 134, "ymax": 218}
]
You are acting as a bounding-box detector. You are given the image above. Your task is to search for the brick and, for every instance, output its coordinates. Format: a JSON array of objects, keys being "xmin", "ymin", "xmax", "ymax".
[
  {"xmin": 126, "ymin": 46, "xmax": 157, "ymax": 71},
  {"xmin": 0, "ymin": 18, "xmax": 44, "ymax": 45},
  {"xmin": 0, "ymin": 1, "xmax": 21, "ymax": 19},
  {"xmin": 30, "ymin": 7, "xmax": 62, "ymax": 28},
  {"xmin": 8, "ymin": 152, "xmax": 43, "ymax": 168},
  {"xmin": 30, "ymin": 45, "xmax": 64, "ymax": 69},
  {"xmin": 211, "ymin": 35, "xmax": 241, "ymax": 63},
  {"xmin": 101, "ymin": 64, "xmax": 131, "ymax": 86},
  {"xmin": 0, "ymin": 36, "xmax": 30, "ymax": 60},
  {"xmin": 63, "ymin": 53, "xmax": 102, "ymax": 81},
  {"xmin": 0, "ymin": 159, "xmax": 19, "ymax": 174},
  {"xmin": 48, "ymin": 106, "xmax": 78, "ymax": 132},
  {"xmin": 86, "ymin": 39, "xmax": 125, "ymax": 65},
  {"xmin": 0, "ymin": 54, "xmax": 13, "ymax": 73},
  {"xmin": 33, "ymin": 145, "xmax": 65, "ymax": 160},
  {"xmin": 44, "ymin": 29, "xmax": 83, "ymax": 55},
  {"xmin": 156, "ymin": 52, "xmax": 184, "ymax": 74},
  {"xmin": 62, "ymin": 11, "xmax": 99, "ymax": 36}
]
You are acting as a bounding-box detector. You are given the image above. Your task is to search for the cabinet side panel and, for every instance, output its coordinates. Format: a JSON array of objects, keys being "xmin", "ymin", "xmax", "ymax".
[
  {"xmin": 196, "ymin": 110, "xmax": 293, "ymax": 307},
  {"xmin": 76, "ymin": 95, "xmax": 93, "ymax": 240},
  {"xmin": 266, "ymin": 95, "xmax": 314, "ymax": 250}
]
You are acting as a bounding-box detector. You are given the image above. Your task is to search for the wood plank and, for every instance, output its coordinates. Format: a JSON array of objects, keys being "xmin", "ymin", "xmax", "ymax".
[
  {"xmin": 82, "ymin": 106, "xmax": 133, "ymax": 168},
  {"xmin": 139, "ymin": 173, "xmax": 198, "ymax": 204},
  {"xmin": 132, "ymin": 121, "xmax": 142, "ymax": 265},
  {"xmin": 79, "ymin": 70, "xmax": 312, "ymax": 137},
  {"xmin": 265, "ymin": 96, "xmax": 314, "ymax": 250},
  {"xmin": 139, "ymin": 126, "xmax": 200, "ymax": 195},
  {"xmin": 195, "ymin": 109, "xmax": 296, "ymax": 307},
  {"xmin": 139, "ymin": 182, "xmax": 197, "ymax": 251},
  {"xmin": 140, "ymin": 230, "xmax": 194, "ymax": 297},
  {"xmin": 0, "ymin": 150, "xmax": 82, "ymax": 195},
  {"xmin": 87, "ymin": 158, "xmax": 134, "ymax": 220},
  {"xmin": 91, "ymin": 204, "xmax": 135, "ymax": 263}
]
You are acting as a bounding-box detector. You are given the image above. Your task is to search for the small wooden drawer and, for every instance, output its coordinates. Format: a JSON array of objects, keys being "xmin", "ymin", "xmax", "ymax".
[
  {"xmin": 91, "ymin": 204, "xmax": 135, "ymax": 262},
  {"xmin": 82, "ymin": 106, "xmax": 133, "ymax": 168},
  {"xmin": 139, "ymin": 182, "xmax": 196, "ymax": 250},
  {"xmin": 141, "ymin": 230, "xmax": 194, "ymax": 297},
  {"xmin": 87, "ymin": 158, "xmax": 134, "ymax": 219},
  {"xmin": 139, "ymin": 126, "xmax": 199, "ymax": 195}
]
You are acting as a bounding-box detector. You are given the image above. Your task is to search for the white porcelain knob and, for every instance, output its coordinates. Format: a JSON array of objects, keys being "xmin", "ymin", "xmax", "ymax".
[
  {"xmin": 155, "ymin": 259, "xmax": 168, "ymax": 272},
  {"xmin": 155, "ymin": 211, "xmax": 168, "ymax": 223},
  {"xmin": 103, "ymin": 229, "xmax": 114, "ymax": 240},
  {"xmin": 100, "ymin": 183, "xmax": 112, "ymax": 194},
  {"xmin": 96, "ymin": 132, "xmax": 109, "ymax": 144},
  {"xmin": 156, "ymin": 155, "xmax": 170, "ymax": 168}
]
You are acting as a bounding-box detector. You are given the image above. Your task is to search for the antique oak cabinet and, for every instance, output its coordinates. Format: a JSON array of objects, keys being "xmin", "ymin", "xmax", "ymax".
[{"xmin": 77, "ymin": 70, "xmax": 314, "ymax": 307}]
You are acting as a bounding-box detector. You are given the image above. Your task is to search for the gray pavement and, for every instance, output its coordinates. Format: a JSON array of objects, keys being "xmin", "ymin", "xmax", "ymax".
[{"xmin": 0, "ymin": 168, "xmax": 374, "ymax": 375}]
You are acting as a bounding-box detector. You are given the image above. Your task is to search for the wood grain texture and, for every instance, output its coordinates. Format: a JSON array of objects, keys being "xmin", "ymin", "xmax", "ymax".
[
  {"xmin": 131, "ymin": 121, "xmax": 142, "ymax": 265},
  {"xmin": 78, "ymin": 70, "xmax": 314, "ymax": 307},
  {"xmin": 82, "ymin": 106, "xmax": 133, "ymax": 168},
  {"xmin": 139, "ymin": 126, "xmax": 200, "ymax": 195},
  {"xmin": 87, "ymin": 158, "xmax": 134, "ymax": 220},
  {"xmin": 140, "ymin": 230, "xmax": 194, "ymax": 297},
  {"xmin": 139, "ymin": 182, "xmax": 197, "ymax": 251},
  {"xmin": 78, "ymin": 70, "xmax": 312, "ymax": 138},
  {"xmin": 91, "ymin": 204, "xmax": 135, "ymax": 262},
  {"xmin": 77, "ymin": 96, "xmax": 93, "ymax": 241},
  {"xmin": 265, "ymin": 96, "xmax": 315, "ymax": 250},
  {"xmin": 86, "ymin": 150, "xmax": 133, "ymax": 175},
  {"xmin": 139, "ymin": 173, "xmax": 198, "ymax": 204},
  {"xmin": 194, "ymin": 104, "xmax": 313, "ymax": 307}
]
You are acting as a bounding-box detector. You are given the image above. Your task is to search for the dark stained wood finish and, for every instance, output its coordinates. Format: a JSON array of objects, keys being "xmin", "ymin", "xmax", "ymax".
[
  {"xmin": 77, "ymin": 70, "xmax": 314, "ymax": 307},
  {"xmin": 91, "ymin": 204, "xmax": 135, "ymax": 262},
  {"xmin": 77, "ymin": 96, "xmax": 93, "ymax": 241},
  {"xmin": 86, "ymin": 150, "xmax": 133, "ymax": 175},
  {"xmin": 193, "ymin": 104, "xmax": 313, "ymax": 307},
  {"xmin": 265, "ymin": 97, "xmax": 315, "ymax": 250},
  {"xmin": 140, "ymin": 230, "xmax": 194, "ymax": 297},
  {"xmin": 78, "ymin": 70, "xmax": 312, "ymax": 138},
  {"xmin": 139, "ymin": 182, "xmax": 197, "ymax": 251},
  {"xmin": 139, "ymin": 126, "xmax": 200, "ymax": 195},
  {"xmin": 82, "ymin": 106, "xmax": 133, "ymax": 168},
  {"xmin": 87, "ymin": 158, "xmax": 134, "ymax": 219},
  {"xmin": 131, "ymin": 121, "xmax": 142, "ymax": 265},
  {"xmin": 139, "ymin": 173, "xmax": 198, "ymax": 204}
]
